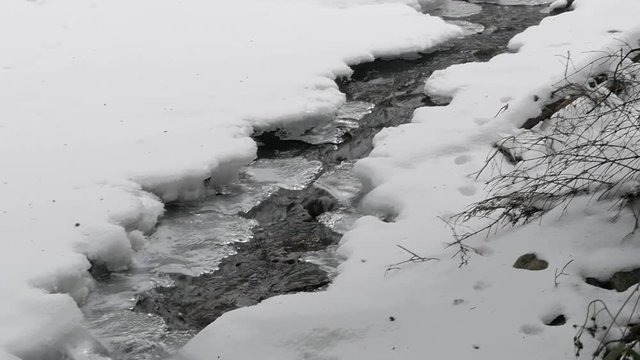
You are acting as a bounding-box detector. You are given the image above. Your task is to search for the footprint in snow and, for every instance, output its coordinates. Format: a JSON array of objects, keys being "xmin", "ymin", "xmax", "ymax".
[
  {"xmin": 458, "ymin": 185, "xmax": 477, "ymax": 196},
  {"xmin": 454, "ymin": 154, "xmax": 472, "ymax": 165},
  {"xmin": 520, "ymin": 324, "xmax": 544, "ymax": 335},
  {"xmin": 473, "ymin": 281, "xmax": 490, "ymax": 291}
]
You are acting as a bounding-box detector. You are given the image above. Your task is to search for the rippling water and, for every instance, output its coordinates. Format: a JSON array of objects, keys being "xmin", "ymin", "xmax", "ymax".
[{"xmin": 82, "ymin": 152, "xmax": 365, "ymax": 359}]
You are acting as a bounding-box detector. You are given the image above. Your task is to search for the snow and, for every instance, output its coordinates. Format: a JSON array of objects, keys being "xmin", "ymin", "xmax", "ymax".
[
  {"xmin": 177, "ymin": 1, "xmax": 640, "ymax": 359},
  {"xmin": 0, "ymin": 0, "xmax": 461, "ymax": 358},
  {"xmin": 470, "ymin": 0, "xmax": 552, "ymax": 5}
]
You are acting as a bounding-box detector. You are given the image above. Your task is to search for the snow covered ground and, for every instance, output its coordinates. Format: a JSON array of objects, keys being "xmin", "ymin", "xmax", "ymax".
[
  {"xmin": 0, "ymin": 0, "xmax": 462, "ymax": 358},
  {"xmin": 174, "ymin": 1, "xmax": 640, "ymax": 359},
  {"xmin": 5, "ymin": 0, "xmax": 640, "ymax": 358}
]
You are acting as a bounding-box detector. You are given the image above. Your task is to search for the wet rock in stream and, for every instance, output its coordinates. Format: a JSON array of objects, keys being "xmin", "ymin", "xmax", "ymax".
[{"xmin": 135, "ymin": 186, "xmax": 342, "ymax": 330}]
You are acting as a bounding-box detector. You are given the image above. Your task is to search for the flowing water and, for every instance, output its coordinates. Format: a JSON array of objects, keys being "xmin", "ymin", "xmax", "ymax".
[{"xmin": 81, "ymin": 2, "xmax": 549, "ymax": 359}]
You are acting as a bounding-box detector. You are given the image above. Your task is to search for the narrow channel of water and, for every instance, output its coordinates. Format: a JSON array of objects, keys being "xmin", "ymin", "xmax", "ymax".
[{"xmin": 81, "ymin": 3, "xmax": 548, "ymax": 359}]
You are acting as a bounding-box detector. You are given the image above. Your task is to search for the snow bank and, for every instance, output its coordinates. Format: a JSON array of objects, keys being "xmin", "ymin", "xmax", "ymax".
[
  {"xmin": 470, "ymin": 0, "xmax": 552, "ymax": 5},
  {"xmin": 0, "ymin": 0, "xmax": 460, "ymax": 357},
  {"xmin": 178, "ymin": 1, "xmax": 640, "ymax": 359}
]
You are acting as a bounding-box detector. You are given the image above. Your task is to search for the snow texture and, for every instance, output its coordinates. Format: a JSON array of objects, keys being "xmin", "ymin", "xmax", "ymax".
[
  {"xmin": 0, "ymin": 0, "xmax": 460, "ymax": 358},
  {"xmin": 177, "ymin": 1, "xmax": 640, "ymax": 359},
  {"xmin": 470, "ymin": 0, "xmax": 552, "ymax": 5}
]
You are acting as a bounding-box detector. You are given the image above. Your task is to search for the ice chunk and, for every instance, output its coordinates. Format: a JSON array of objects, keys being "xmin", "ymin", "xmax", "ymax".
[
  {"xmin": 317, "ymin": 210, "xmax": 363, "ymax": 235},
  {"xmin": 141, "ymin": 212, "xmax": 256, "ymax": 276},
  {"xmin": 279, "ymin": 101, "xmax": 375, "ymax": 145},
  {"xmin": 302, "ymin": 245, "xmax": 346, "ymax": 278},
  {"xmin": 244, "ymin": 158, "xmax": 324, "ymax": 191},
  {"xmin": 446, "ymin": 20, "xmax": 485, "ymax": 36},
  {"xmin": 314, "ymin": 161, "xmax": 363, "ymax": 204},
  {"xmin": 83, "ymin": 273, "xmax": 197, "ymax": 360},
  {"xmin": 424, "ymin": 0, "xmax": 483, "ymax": 18}
]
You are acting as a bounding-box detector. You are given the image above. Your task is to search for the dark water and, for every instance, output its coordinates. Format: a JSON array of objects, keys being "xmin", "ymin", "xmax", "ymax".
[{"xmin": 82, "ymin": 3, "xmax": 548, "ymax": 359}]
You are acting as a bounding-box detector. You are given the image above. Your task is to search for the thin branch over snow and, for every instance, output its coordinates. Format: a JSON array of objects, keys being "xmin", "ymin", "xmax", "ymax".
[
  {"xmin": 385, "ymin": 245, "xmax": 439, "ymax": 274},
  {"xmin": 450, "ymin": 47, "xmax": 640, "ymax": 261}
]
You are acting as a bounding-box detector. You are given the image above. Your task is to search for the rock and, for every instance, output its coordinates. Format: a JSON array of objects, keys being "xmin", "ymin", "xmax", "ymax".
[
  {"xmin": 521, "ymin": 94, "xmax": 581, "ymax": 129},
  {"xmin": 136, "ymin": 259, "xmax": 331, "ymax": 330},
  {"xmin": 472, "ymin": 48, "xmax": 499, "ymax": 61},
  {"xmin": 135, "ymin": 186, "xmax": 342, "ymax": 330},
  {"xmin": 513, "ymin": 253, "xmax": 548, "ymax": 271},
  {"xmin": 585, "ymin": 268, "xmax": 640, "ymax": 292},
  {"xmin": 623, "ymin": 324, "xmax": 640, "ymax": 342},
  {"xmin": 88, "ymin": 260, "xmax": 111, "ymax": 281},
  {"xmin": 302, "ymin": 189, "xmax": 338, "ymax": 218}
]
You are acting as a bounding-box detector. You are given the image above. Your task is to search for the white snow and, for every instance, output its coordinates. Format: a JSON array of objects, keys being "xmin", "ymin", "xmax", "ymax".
[
  {"xmin": 0, "ymin": 0, "xmax": 461, "ymax": 358},
  {"xmin": 470, "ymin": 0, "xmax": 552, "ymax": 5},
  {"xmin": 177, "ymin": 1, "xmax": 640, "ymax": 359}
]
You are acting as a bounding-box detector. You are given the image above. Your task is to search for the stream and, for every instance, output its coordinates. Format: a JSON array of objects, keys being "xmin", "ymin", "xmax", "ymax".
[{"xmin": 81, "ymin": 3, "xmax": 548, "ymax": 359}]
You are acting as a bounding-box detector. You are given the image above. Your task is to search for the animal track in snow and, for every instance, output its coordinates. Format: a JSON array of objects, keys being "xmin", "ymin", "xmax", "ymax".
[
  {"xmin": 473, "ymin": 281, "xmax": 490, "ymax": 291},
  {"xmin": 454, "ymin": 154, "xmax": 472, "ymax": 165},
  {"xmin": 520, "ymin": 324, "xmax": 543, "ymax": 335},
  {"xmin": 458, "ymin": 185, "xmax": 477, "ymax": 196}
]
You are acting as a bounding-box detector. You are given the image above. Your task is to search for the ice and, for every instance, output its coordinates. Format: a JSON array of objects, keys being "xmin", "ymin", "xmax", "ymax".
[
  {"xmin": 313, "ymin": 161, "xmax": 363, "ymax": 204},
  {"xmin": 80, "ymin": 206, "xmax": 256, "ymax": 359},
  {"xmin": 548, "ymin": 0, "xmax": 569, "ymax": 11},
  {"xmin": 280, "ymin": 101, "xmax": 375, "ymax": 145},
  {"xmin": 244, "ymin": 158, "xmax": 324, "ymax": 191},
  {"xmin": 83, "ymin": 273, "xmax": 197, "ymax": 360},
  {"xmin": 133, "ymin": 157, "xmax": 325, "ymax": 277},
  {"xmin": 201, "ymin": 157, "xmax": 327, "ymax": 216},
  {"xmin": 317, "ymin": 210, "xmax": 362, "ymax": 235},
  {"xmin": 446, "ymin": 20, "xmax": 486, "ymax": 36},
  {"xmin": 423, "ymin": 0, "xmax": 483, "ymax": 18},
  {"xmin": 302, "ymin": 245, "xmax": 346, "ymax": 278},
  {"xmin": 141, "ymin": 212, "xmax": 255, "ymax": 276},
  {"xmin": 312, "ymin": 162, "xmax": 364, "ymax": 234},
  {"xmin": 80, "ymin": 153, "xmax": 343, "ymax": 357}
]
